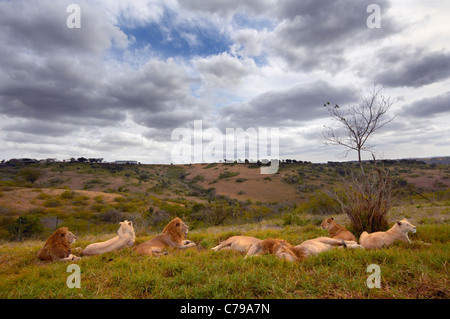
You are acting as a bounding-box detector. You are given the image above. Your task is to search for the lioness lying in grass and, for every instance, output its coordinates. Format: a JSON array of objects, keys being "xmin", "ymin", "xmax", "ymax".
[{"xmin": 359, "ymin": 218, "xmax": 417, "ymax": 249}]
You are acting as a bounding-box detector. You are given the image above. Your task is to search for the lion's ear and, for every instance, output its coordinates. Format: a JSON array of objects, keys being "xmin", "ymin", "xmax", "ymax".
[
  {"xmin": 128, "ymin": 221, "xmax": 132, "ymax": 226},
  {"xmin": 397, "ymin": 221, "xmax": 402, "ymax": 226},
  {"xmin": 176, "ymin": 222, "xmax": 180, "ymax": 226},
  {"xmin": 331, "ymin": 217, "xmax": 334, "ymax": 220}
]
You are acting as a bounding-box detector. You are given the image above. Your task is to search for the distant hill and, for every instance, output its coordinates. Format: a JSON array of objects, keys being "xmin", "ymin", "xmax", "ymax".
[
  {"xmin": 418, "ymin": 156, "xmax": 450, "ymax": 165},
  {"xmin": 1, "ymin": 160, "xmax": 449, "ymax": 207}
]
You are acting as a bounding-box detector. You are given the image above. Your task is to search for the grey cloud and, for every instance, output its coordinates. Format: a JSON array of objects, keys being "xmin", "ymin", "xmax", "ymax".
[
  {"xmin": 2, "ymin": 119, "xmax": 78, "ymax": 137},
  {"xmin": 219, "ymin": 80, "xmax": 359, "ymax": 128},
  {"xmin": 108, "ymin": 59, "xmax": 192, "ymax": 112},
  {"xmin": 0, "ymin": 0, "xmax": 128, "ymax": 55},
  {"xmin": 108, "ymin": 59, "xmax": 211, "ymax": 130},
  {"xmin": 373, "ymin": 50, "xmax": 450, "ymax": 88},
  {"xmin": 0, "ymin": 1, "xmax": 204, "ymax": 136},
  {"xmin": 193, "ymin": 53, "xmax": 256, "ymax": 88},
  {"xmin": 400, "ymin": 92, "xmax": 450, "ymax": 118},
  {"xmin": 0, "ymin": 0, "xmax": 128, "ymax": 127},
  {"xmin": 269, "ymin": 0, "xmax": 401, "ymax": 72},
  {"xmin": 179, "ymin": 0, "xmax": 273, "ymax": 19}
]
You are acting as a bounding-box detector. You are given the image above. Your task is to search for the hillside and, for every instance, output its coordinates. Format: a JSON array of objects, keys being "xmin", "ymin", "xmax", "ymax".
[
  {"xmin": 0, "ymin": 160, "xmax": 449, "ymax": 239},
  {"xmin": 3, "ymin": 160, "xmax": 450, "ymax": 202},
  {"xmin": 0, "ymin": 160, "xmax": 449, "ymax": 300}
]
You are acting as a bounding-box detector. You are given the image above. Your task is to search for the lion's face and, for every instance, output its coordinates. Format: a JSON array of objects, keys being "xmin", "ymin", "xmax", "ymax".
[
  {"xmin": 320, "ymin": 218, "xmax": 334, "ymax": 230},
  {"xmin": 64, "ymin": 230, "xmax": 77, "ymax": 244},
  {"xmin": 118, "ymin": 220, "xmax": 135, "ymax": 238},
  {"xmin": 52, "ymin": 227, "xmax": 77, "ymax": 244},
  {"xmin": 162, "ymin": 217, "xmax": 190, "ymax": 243},
  {"xmin": 176, "ymin": 219, "xmax": 189, "ymax": 237},
  {"xmin": 397, "ymin": 219, "xmax": 416, "ymax": 234}
]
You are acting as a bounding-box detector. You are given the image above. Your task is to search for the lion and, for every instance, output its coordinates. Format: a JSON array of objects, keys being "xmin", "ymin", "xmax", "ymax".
[
  {"xmin": 134, "ymin": 217, "xmax": 196, "ymax": 255},
  {"xmin": 321, "ymin": 217, "xmax": 357, "ymax": 242},
  {"xmin": 211, "ymin": 236, "xmax": 262, "ymax": 253},
  {"xmin": 359, "ymin": 218, "xmax": 416, "ymax": 249},
  {"xmin": 245, "ymin": 238, "xmax": 305, "ymax": 262},
  {"xmin": 82, "ymin": 220, "xmax": 135, "ymax": 256},
  {"xmin": 37, "ymin": 227, "xmax": 81, "ymax": 262},
  {"xmin": 294, "ymin": 236, "xmax": 363, "ymax": 257}
]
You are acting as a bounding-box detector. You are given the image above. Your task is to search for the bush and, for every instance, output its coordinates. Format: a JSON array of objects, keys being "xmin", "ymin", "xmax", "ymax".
[
  {"xmin": 59, "ymin": 190, "xmax": 75, "ymax": 199},
  {"xmin": 282, "ymin": 213, "xmax": 311, "ymax": 226},
  {"xmin": 43, "ymin": 198, "xmax": 62, "ymax": 207},
  {"xmin": 99, "ymin": 209, "xmax": 123, "ymax": 223},
  {"xmin": 328, "ymin": 166, "xmax": 391, "ymax": 236},
  {"xmin": 298, "ymin": 191, "xmax": 340, "ymax": 215},
  {"xmin": 17, "ymin": 168, "xmax": 43, "ymax": 184},
  {"xmin": 7, "ymin": 215, "xmax": 43, "ymax": 241},
  {"xmin": 219, "ymin": 171, "xmax": 239, "ymax": 179}
]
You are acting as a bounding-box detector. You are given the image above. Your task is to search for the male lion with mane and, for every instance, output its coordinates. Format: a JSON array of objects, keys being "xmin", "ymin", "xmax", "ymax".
[
  {"xmin": 135, "ymin": 217, "xmax": 196, "ymax": 255},
  {"xmin": 37, "ymin": 227, "xmax": 81, "ymax": 262},
  {"xmin": 245, "ymin": 238, "xmax": 305, "ymax": 262}
]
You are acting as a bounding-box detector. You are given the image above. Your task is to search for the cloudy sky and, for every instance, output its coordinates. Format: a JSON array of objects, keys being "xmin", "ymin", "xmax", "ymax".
[{"xmin": 1, "ymin": 0, "xmax": 449, "ymax": 164}]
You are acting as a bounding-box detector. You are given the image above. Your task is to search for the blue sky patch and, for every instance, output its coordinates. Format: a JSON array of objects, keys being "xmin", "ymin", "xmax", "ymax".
[{"xmin": 121, "ymin": 17, "xmax": 232, "ymax": 60}]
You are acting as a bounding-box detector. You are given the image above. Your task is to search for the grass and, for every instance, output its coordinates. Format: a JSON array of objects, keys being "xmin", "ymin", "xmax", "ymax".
[
  {"xmin": 0, "ymin": 217, "xmax": 448, "ymax": 299},
  {"xmin": 0, "ymin": 162, "xmax": 449, "ymax": 299}
]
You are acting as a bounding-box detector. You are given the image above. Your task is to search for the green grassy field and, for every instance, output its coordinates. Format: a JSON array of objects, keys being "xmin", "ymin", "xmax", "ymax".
[
  {"xmin": 1, "ymin": 162, "xmax": 449, "ymax": 299},
  {"xmin": 1, "ymin": 207, "xmax": 448, "ymax": 299}
]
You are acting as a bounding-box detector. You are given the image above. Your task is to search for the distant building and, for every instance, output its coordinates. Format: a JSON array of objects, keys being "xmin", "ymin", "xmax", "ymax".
[{"xmin": 114, "ymin": 160, "xmax": 138, "ymax": 165}]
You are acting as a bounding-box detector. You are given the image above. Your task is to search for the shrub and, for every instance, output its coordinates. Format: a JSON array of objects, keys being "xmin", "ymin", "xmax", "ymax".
[
  {"xmin": 298, "ymin": 191, "xmax": 340, "ymax": 215},
  {"xmin": 36, "ymin": 192, "xmax": 51, "ymax": 200},
  {"xmin": 283, "ymin": 213, "xmax": 306, "ymax": 226},
  {"xmin": 191, "ymin": 175, "xmax": 204, "ymax": 183},
  {"xmin": 99, "ymin": 209, "xmax": 123, "ymax": 223},
  {"xmin": 17, "ymin": 168, "xmax": 43, "ymax": 184},
  {"xmin": 7, "ymin": 215, "xmax": 43, "ymax": 241},
  {"xmin": 71, "ymin": 195, "xmax": 89, "ymax": 206},
  {"xmin": 43, "ymin": 198, "xmax": 62, "ymax": 207},
  {"xmin": 219, "ymin": 171, "xmax": 239, "ymax": 179},
  {"xmin": 327, "ymin": 166, "xmax": 391, "ymax": 236},
  {"xmin": 59, "ymin": 190, "xmax": 75, "ymax": 199}
]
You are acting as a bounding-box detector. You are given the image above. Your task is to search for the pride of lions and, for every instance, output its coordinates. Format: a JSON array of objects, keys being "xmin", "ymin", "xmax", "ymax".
[{"xmin": 37, "ymin": 215, "xmax": 420, "ymax": 262}]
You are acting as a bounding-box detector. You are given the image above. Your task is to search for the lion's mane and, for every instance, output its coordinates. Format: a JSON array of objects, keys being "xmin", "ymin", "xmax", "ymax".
[{"xmin": 37, "ymin": 227, "xmax": 75, "ymax": 261}]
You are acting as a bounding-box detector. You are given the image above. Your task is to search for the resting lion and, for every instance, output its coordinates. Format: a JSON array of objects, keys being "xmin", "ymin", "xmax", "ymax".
[
  {"xmin": 321, "ymin": 217, "xmax": 357, "ymax": 242},
  {"xmin": 359, "ymin": 218, "xmax": 416, "ymax": 249},
  {"xmin": 135, "ymin": 217, "xmax": 196, "ymax": 255},
  {"xmin": 82, "ymin": 220, "xmax": 135, "ymax": 256},
  {"xmin": 37, "ymin": 227, "xmax": 81, "ymax": 262},
  {"xmin": 294, "ymin": 236, "xmax": 363, "ymax": 257},
  {"xmin": 211, "ymin": 236, "xmax": 262, "ymax": 253},
  {"xmin": 245, "ymin": 238, "xmax": 305, "ymax": 262}
]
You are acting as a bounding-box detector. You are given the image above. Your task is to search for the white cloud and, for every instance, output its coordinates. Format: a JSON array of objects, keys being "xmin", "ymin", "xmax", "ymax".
[{"xmin": 0, "ymin": 0, "xmax": 449, "ymax": 164}]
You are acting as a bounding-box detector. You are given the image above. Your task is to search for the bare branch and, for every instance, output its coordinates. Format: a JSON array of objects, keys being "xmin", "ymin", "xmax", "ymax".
[{"xmin": 322, "ymin": 86, "xmax": 395, "ymax": 171}]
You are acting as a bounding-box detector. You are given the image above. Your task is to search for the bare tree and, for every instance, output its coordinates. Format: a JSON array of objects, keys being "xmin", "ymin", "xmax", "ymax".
[{"xmin": 322, "ymin": 86, "xmax": 395, "ymax": 172}]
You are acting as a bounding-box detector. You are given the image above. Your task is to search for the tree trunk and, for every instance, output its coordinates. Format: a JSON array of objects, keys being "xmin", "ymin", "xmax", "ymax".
[{"xmin": 358, "ymin": 149, "xmax": 363, "ymax": 173}]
